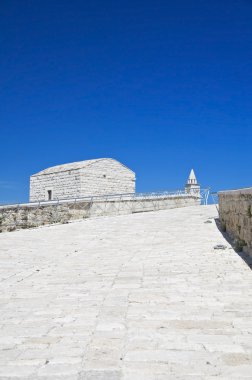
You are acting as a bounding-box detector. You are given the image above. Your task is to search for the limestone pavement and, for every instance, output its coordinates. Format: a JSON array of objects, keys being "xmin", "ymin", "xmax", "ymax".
[{"xmin": 0, "ymin": 205, "xmax": 252, "ymax": 379}]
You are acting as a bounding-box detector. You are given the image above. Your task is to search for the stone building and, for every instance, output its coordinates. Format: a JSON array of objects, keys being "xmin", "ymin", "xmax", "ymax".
[{"xmin": 30, "ymin": 158, "xmax": 135, "ymax": 202}]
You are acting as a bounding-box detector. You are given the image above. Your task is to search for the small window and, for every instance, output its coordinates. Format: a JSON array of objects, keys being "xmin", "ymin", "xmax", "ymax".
[
  {"xmin": 47, "ymin": 190, "xmax": 52, "ymax": 200},
  {"xmin": 103, "ymin": 174, "xmax": 106, "ymax": 178}
]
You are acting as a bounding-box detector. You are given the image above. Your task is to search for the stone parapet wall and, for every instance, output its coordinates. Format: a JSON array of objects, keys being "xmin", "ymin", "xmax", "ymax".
[
  {"xmin": 218, "ymin": 188, "xmax": 252, "ymax": 256},
  {"xmin": 0, "ymin": 194, "xmax": 200, "ymax": 233}
]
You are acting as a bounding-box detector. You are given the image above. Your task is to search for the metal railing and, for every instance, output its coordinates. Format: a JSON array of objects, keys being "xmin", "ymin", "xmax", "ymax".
[
  {"xmin": 0, "ymin": 188, "xmax": 211, "ymax": 231},
  {"xmin": 0, "ymin": 188, "xmax": 210, "ymax": 208}
]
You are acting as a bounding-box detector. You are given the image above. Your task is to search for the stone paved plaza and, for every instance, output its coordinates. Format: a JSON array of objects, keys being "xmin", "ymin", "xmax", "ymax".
[{"xmin": 0, "ymin": 205, "xmax": 252, "ymax": 379}]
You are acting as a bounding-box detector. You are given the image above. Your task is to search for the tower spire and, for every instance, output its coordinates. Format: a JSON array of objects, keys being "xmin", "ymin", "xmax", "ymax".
[
  {"xmin": 187, "ymin": 169, "xmax": 197, "ymax": 185},
  {"xmin": 185, "ymin": 169, "xmax": 200, "ymax": 196}
]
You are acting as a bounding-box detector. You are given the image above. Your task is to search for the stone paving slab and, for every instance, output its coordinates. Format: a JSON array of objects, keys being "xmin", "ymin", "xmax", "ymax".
[{"xmin": 0, "ymin": 205, "xmax": 252, "ymax": 379}]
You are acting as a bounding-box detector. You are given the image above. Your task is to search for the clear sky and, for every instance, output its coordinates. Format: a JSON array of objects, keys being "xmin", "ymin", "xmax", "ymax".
[{"xmin": 1, "ymin": 0, "xmax": 251, "ymax": 203}]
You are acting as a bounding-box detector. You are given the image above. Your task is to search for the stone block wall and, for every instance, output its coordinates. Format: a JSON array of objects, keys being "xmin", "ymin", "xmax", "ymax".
[
  {"xmin": 218, "ymin": 188, "xmax": 252, "ymax": 256},
  {"xmin": 80, "ymin": 159, "xmax": 135, "ymax": 196},
  {"xmin": 30, "ymin": 170, "xmax": 82, "ymax": 201},
  {"xmin": 30, "ymin": 159, "xmax": 135, "ymax": 201},
  {"xmin": 0, "ymin": 202, "xmax": 91, "ymax": 232},
  {"xmin": 0, "ymin": 194, "xmax": 200, "ymax": 233}
]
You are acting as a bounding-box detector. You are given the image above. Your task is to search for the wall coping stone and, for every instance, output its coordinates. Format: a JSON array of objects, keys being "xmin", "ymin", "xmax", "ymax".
[{"xmin": 218, "ymin": 187, "xmax": 252, "ymax": 195}]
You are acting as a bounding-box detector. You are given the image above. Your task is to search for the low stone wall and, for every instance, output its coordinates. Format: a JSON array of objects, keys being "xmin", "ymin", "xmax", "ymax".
[
  {"xmin": 218, "ymin": 188, "xmax": 252, "ymax": 256},
  {"xmin": 0, "ymin": 194, "xmax": 200, "ymax": 233}
]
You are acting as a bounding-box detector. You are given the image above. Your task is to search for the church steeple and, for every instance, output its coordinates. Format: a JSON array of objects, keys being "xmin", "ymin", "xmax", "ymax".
[
  {"xmin": 185, "ymin": 169, "xmax": 200, "ymax": 196},
  {"xmin": 187, "ymin": 169, "xmax": 197, "ymax": 185}
]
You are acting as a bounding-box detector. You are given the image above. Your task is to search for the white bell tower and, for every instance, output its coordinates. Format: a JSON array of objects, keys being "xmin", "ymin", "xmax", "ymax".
[{"xmin": 185, "ymin": 169, "xmax": 200, "ymax": 196}]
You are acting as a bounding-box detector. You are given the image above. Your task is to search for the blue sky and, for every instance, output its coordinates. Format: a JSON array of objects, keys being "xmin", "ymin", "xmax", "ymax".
[{"xmin": 0, "ymin": 0, "xmax": 251, "ymax": 202}]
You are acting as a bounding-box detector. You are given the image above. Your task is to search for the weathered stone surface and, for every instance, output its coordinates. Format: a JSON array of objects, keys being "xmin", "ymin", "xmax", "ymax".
[
  {"xmin": 218, "ymin": 188, "xmax": 252, "ymax": 256},
  {"xmin": 0, "ymin": 205, "xmax": 252, "ymax": 378},
  {"xmin": 0, "ymin": 195, "xmax": 200, "ymax": 233}
]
